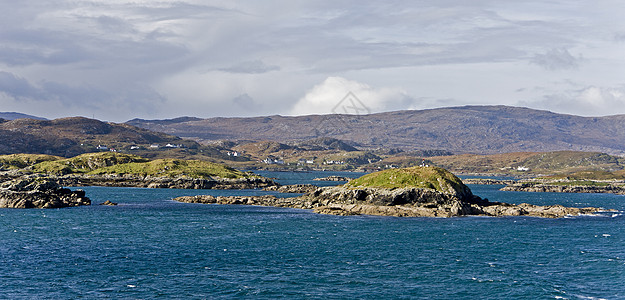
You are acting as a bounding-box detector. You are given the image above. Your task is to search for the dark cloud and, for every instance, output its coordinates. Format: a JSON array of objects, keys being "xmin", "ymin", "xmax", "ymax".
[
  {"xmin": 218, "ymin": 60, "xmax": 280, "ymax": 74},
  {"xmin": 232, "ymin": 93, "xmax": 261, "ymax": 111},
  {"xmin": 530, "ymin": 48, "xmax": 582, "ymax": 71},
  {"xmin": 0, "ymin": 71, "xmax": 43, "ymax": 99}
]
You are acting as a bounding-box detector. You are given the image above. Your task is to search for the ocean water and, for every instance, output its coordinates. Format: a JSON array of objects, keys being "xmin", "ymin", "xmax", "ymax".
[{"xmin": 1, "ymin": 171, "xmax": 624, "ymax": 299}]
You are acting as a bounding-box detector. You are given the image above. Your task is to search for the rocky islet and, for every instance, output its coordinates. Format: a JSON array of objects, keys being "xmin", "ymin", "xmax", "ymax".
[
  {"xmin": 0, "ymin": 176, "xmax": 90, "ymax": 209},
  {"xmin": 176, "ymin": 167, "xmax": 611, "ymax": 218}
]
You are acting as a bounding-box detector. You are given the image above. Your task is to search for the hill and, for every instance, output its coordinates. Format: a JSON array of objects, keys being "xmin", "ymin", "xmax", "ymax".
[
  {"xmin": 1, "ymin": 152, "xmax": 252, "ymax": 180},
  {"xmin": 127, "ymin": 106, "xmax": 625, "ymax": 155},
  {"xmin": 0, "ymin": 112, "xmax": 46, "ymax": 120},
  {"xmin": 426, "ymin": 151, "xmax": 625, "ymax": 175},
  {"xmin": 0, "ymin": 116, "xmax": 235, "ymax": 159}
]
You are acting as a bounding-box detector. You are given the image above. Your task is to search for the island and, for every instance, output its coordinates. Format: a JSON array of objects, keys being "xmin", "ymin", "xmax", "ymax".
[
  {"xmin": 0, "ymin": 152, "xmax": 278, "ymax": 190},
  {"xmin": 175, "ymin": 166, "xmax": 610, "ymax": 218},
  {"xmin": 500, "ymin": 170, "xmax": 625, "ymax": 195},
  {"xmin": 0, "ymin": 152, "xmax": 278, "ymax": 209}
]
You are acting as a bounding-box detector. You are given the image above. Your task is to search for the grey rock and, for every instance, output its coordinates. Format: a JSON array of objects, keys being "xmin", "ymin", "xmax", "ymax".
[{"xmin": 0, "ymin": 176, "xmax": 90, "ymax": 209}]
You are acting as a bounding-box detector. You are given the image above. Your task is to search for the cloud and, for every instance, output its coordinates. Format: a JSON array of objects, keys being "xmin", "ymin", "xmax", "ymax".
[
  {"xmin": 530, "ymin": 48, "xmax": 582, "ymax": 71},
  {"xmin": 232, "ymin": 93, "xmax": 262, "ymax": 111},
  {"xmin": 218, "ymin": 60, "xmax": 280, "ymax": 74},
  {"xmin": 0, "ymin": 70, "xmax": 164, "ymax": 120},
  {"xmin": 290, "ymin": 77, "xmax": 413, "ymax": 115},
  {"xmin": 522, "ymin": 86, "xmax": 625, "ymax": 116},
  {"xmin": 0, "ymin": 71, "xmax": 43, "ymax": 99},
  {"xmin": 1, "ymin": 1, "xmax": 625, "ymax": 121}
]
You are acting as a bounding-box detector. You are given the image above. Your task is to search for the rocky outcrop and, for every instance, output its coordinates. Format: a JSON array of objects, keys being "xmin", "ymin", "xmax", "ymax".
[
  {"xmin": 174, "ymin": 194, "xmax": 316, "ymax": 209},
  {"xmin": 263, "ymin": 184, "xmax": 318, "ymax": 193},
  {"xmin": 313, "ymin": 176, "xmax": 352, "ymax": 181},
  {"xmin": 0, "ymin": 176, "xmax": 90, "ymax": 209},
  {"xmin": 501, "ymin": 182, "xmax": 625, "ymax": 195},
  {"xmin": 50, "ymin": 174, "xmax": 278, "ymax": 190},
  {"xmin": 462, "ymin": 178, "xmax": 517, "ymax": 185},
  {"xmin": 174, "ymin": 185, "xmax": 610, "ymax": 218}
]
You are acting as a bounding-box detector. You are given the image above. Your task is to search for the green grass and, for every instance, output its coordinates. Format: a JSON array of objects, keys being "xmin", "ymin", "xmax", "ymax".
[
  {"xmin": 541, "ymin": 170, "xmax": 625, "ymax": 181},
  {"xmin": 31, "ymin": 152, "xmax": 149, "ymax": 174},
  {"xmin": 0, "ymin": 154, "xmax": 61, "ymax": 170},
  {"xmin": 346, "ymin": 166, "xmax": 467, "ymax": 195},
  {"xmin": 89, "ymin": 159, "xmax": 251, "ymax": 179}
]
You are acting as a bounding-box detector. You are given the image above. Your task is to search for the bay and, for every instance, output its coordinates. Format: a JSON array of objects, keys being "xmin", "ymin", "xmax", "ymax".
[{"xmin": 0, "ymin": 171, "xmax": 623, "ymax": 299}]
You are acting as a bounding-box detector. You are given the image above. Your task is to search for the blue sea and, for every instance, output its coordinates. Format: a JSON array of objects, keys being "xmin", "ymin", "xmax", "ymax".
[{"xmin": 1, "ymin": 171, "xmax": 624, "ymax": 299}]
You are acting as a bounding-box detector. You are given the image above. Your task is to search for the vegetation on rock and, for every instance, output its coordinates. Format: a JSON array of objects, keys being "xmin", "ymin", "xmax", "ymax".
[
  {"xmin": 2, "ymin": 152, "xmax": 255, "ymax": 180},
  {"xmin": 540, "ymin": 170, "xmax": 625, "ymax": 181},
  {"xmin": 345, "ymin": 166, "xmax": 469, "ymax": 197},
  {"xmin": 31, "ymin": 152, "xmax": 149, "ymax": 174},
  {"xmin": 89, "ymin": 158, "xmax": 251, "ymax": 179},
  {"xmin": 0, "ymin": 154, "xmax": 61, "ymax": 170}
]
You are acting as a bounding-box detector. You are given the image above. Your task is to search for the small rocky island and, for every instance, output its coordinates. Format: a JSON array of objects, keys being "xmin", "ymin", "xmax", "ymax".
[
  {"xmin": 499, "ymin": 170, "xmax": 625, "ymax": 195},
  {"xmin": 175, "ymin": 166, "xmax": 610, "ymax": 218},
  {"xmin": 0, "ymin": 176, "xmax": 90, "ymax": 209}
]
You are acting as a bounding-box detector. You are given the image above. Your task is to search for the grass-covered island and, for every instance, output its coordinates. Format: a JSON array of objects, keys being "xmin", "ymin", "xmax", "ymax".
[
  {"xmin": 176, "ymin": 166, "xmax": 611, "ymax": 218},
  {"xmin": 0, "ymin": 153, "xmax": 277, "ymax": 200},
  {"xmin": 501, "ymin": 170, "xmax": 625, "ymax": 194}
]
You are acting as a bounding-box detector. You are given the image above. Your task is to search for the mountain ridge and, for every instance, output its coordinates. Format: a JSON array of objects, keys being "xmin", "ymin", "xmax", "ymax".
[
  {"xmin": 0, "ymin": 112, "xmax": 46, "ymax": 121},
  {"xmin": 126, "ymin": 105, "xmax": 625, "ymax": 155}
]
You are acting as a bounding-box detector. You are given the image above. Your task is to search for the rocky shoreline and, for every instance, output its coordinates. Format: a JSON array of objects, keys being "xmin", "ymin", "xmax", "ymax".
[
  {"xmin": 263, "ymin": 184, "xmax": 318, "ymax": 193},
  {"xmin": 313, "ymin": 176, "xmax": 353, "ymax": 181},
  {"xmin": 500, "ymin": 182, "xmax": 625, "ymax": 195},
  {"xmin": 0, "ymin": 176, "xmax": 90, "ymax": 209},
  {"xmin": 52, "ymin": 174, "xmax": 278, "ymax": 190},
  {"xmin": 462, "ymin": 178, "xmax": 517, "ymax": 185},
  {"xmin": 175, "ymin": 185, "xmax": 610, "ymax": 218},
  {"xmin": 1, "ymin": 171, "xmax": 278, "ymax": 190}
]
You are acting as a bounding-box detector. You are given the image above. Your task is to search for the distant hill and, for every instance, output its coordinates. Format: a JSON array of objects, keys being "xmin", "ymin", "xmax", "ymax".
[
  {"xmin": 0, "ymin": 117, "xmax": 199, "ymax": 157},
  {"xmin": 0, "ymin": 112, "xmax": 46, "ymax": 120},
  {"xmin": 126, "ymin": 106, "xmax": 625, "ymax": 155}
]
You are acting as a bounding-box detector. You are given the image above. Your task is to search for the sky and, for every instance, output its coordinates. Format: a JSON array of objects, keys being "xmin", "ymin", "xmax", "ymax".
[{"xmin": 1, "ymin": 1, "xmax": 625, "ymax": 122}]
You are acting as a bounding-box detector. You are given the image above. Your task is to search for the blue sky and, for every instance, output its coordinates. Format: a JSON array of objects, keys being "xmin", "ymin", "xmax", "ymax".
[{"xmin": 1, "ymin": 1, "xmax": 625, "ymax": 121}]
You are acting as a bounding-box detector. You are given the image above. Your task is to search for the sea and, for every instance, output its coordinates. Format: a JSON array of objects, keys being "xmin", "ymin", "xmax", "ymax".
[{"xmin": 1, "ymin": 171, "xmax": 623, "ymax": 299}]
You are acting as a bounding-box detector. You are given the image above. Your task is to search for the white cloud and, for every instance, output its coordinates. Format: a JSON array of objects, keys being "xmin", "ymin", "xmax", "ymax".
[
  {"xmin": 523, "ymin": 86, "xmax": 625, "ymax": 116},
  {"xmin": 290, "ymin": 77, "xmax": 413, "ymax": 115}
]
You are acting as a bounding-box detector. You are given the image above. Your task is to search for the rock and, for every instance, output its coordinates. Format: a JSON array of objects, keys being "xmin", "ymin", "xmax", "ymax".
[
  {"xmin": 500, "ymin": 182, "xmax": 625, "ymax": 195},
  {"xmin": 313, "ymin": 176, "xmax": 352, "ymax": 181},
  {"xmin": 462, "ymin": 178, "xmax": 517, "ymax": 185},
  {"xmin": 0, "ymin": 176, "xmax": 90, "ymax": 209},
  {"xmin": 100, "ymin": 200, "xmax": 118, "ymax": 206},
  {"xmin": 50, "ymin": 174, "xmax": 278, "ymax": 190},
  {"xmin": 263, "ymin": 184, "xmax": 318, "ymax": 193}
]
